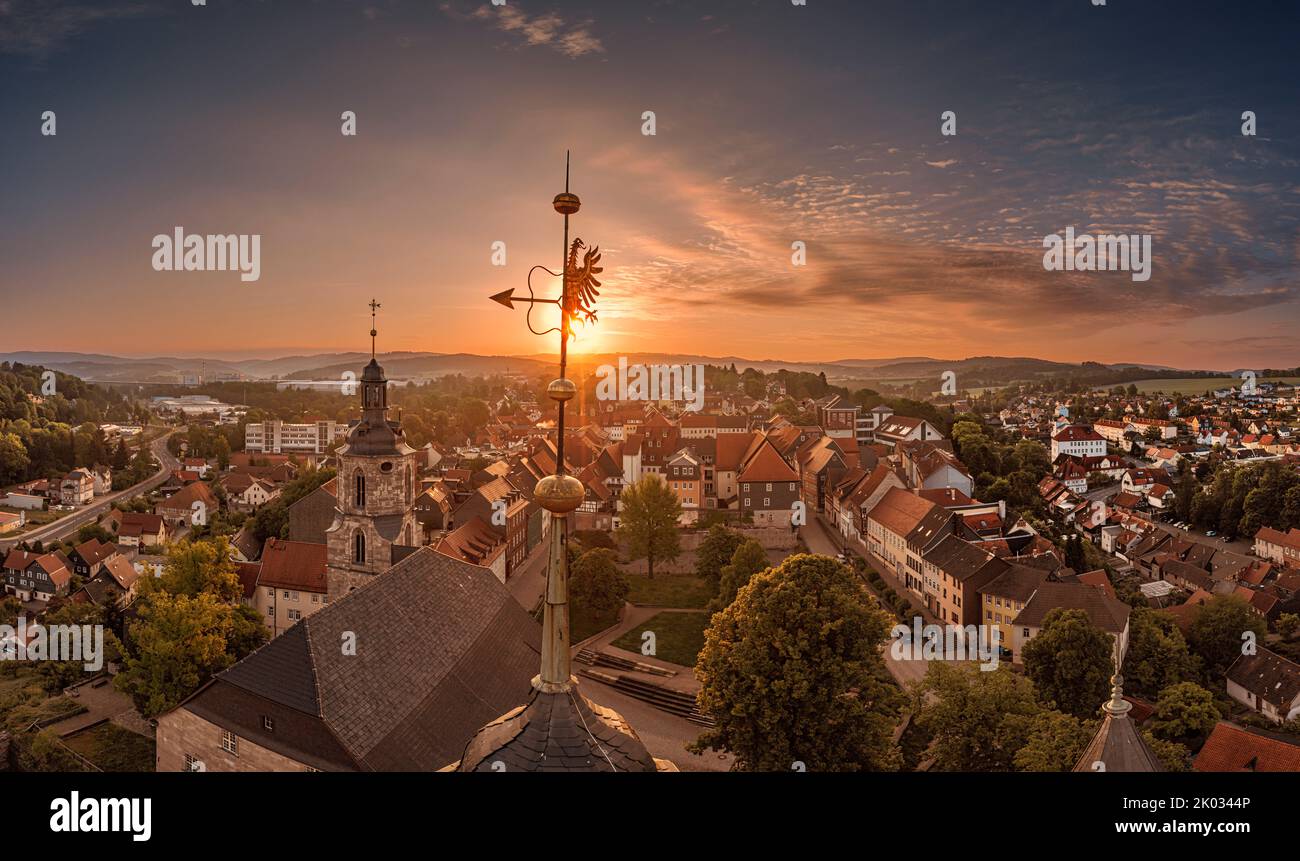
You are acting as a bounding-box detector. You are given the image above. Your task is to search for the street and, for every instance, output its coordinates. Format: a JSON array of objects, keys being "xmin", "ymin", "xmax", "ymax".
[{"xmin": 1, "ymin": 429, "xmax": 179, "ymax": 553}]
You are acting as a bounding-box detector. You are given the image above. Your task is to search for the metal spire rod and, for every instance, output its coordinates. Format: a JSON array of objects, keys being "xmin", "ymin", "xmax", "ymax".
[
  {"xmin": 557, "ymin": 151, "xmax": 571, "ymax": 475},
  {"xmin": 369, "ymin": 298, "xmax": 381, "ymax": 360}
]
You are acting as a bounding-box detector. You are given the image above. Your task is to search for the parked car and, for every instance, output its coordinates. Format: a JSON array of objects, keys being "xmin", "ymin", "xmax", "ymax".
[{"xmin": 1205, "ymin": 531, "xmax": 1217, "ymax": 537}]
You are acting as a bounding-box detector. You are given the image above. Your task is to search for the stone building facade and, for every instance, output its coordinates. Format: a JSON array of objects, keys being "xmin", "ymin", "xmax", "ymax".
[{"xmin": 324, "ymin": 357, "xmax": 421, "ymax": 598}]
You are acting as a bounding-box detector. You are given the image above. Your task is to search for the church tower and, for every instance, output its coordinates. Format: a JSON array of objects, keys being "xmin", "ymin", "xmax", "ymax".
[{"xmin": 325, "ymin": 301, "xmax": 421, "ymax": 598}]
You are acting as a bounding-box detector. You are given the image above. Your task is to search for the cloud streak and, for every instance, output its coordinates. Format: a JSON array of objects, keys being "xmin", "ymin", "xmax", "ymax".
[
  {"xmin": 0, "ymin": 0, "xmax": 152, "ymax": 57},
  {"xmin": 442, "ymin": 1, "xmax": 604, "ymax": 59}
]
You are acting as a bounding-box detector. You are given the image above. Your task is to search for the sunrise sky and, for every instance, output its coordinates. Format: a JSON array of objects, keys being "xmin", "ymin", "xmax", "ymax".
[{"xmin": 1, "ymin": 0, "xmax": 1297, "ymax": 369}]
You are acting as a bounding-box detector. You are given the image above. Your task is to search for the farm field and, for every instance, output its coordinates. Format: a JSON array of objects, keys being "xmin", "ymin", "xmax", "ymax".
[{"xmin": 1112, "ymin": 376, "xmax": 1300, "ymax": 395}]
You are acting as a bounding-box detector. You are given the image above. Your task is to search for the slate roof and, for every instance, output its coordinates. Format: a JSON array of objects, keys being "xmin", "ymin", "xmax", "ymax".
[
  {"xmin": 456, "ymin": 685, "xmax": 658, "ymax": 772},
  {"xmin": 1073, "ymin": 681, "xmax": 1165, "ymax": 773},
  {"xmin": 1013, "ymin": 581, "xmax": 1131, "ymax": 633},
  {"xmin": 923, "ymin": 535, "xmax": 1006, "ymax": 584},
  {"xmin": 176, "ymin": 547, "xmax": 540, "ymax": 771},
  {"xmin": 981, "ymin": 564, "xmax": 1051, "ymax": 603},
  {"xmin": 1226, "ymin": 647, "xmax": 1300, "ymax": 712}
]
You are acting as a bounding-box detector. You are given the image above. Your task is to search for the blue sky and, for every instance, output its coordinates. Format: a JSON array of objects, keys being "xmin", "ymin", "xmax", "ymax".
[{"xmin": 1, "ymin": 0, "xmax": 1297, "ymax": 369}]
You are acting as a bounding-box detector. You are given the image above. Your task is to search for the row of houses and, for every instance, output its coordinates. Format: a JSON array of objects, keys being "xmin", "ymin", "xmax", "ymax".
[
  {"xmin": 2, "ymin": 537, "xmax": 142, "ymax": 607},
  {"xmin": 3, "ymin": 466, "xmax": 113, "ymax": 509}
]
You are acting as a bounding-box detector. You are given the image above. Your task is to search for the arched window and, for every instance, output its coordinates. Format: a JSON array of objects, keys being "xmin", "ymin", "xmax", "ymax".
[
  {"xmin": 405, "ymin": 464, "xmax": 412, "ymax": 505},
  {"xmin": 354, "ymin": 472, "xmax": 366, "ymax": 508},
  {"xmin": 353, "ymin": 531, "xmax": 366, "ymax": 565}
]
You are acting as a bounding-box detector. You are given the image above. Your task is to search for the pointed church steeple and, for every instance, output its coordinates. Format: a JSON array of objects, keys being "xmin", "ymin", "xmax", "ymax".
[
  {"xmin": 324, "ymin": 300, "xmax": 421, "ymax": 597},
  {"xmin": 1073, "ymin": 664, "xmax": 1164, "ymax": 772}
]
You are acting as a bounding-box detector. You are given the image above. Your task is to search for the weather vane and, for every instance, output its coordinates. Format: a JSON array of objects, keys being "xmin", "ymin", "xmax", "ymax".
[{"xmin": 489, "ymin": 151, "xmax": 602, "ymax": 475}]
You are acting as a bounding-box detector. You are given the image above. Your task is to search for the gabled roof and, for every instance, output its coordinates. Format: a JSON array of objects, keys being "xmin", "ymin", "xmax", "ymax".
[
  {"xmin": 981, "ymin": 564, "xmax": 1051, "ymax": 602},
  {"xmin": 158, "ymin": 481, "xmax": 218, "ymax": 511},
  {"xmin": 713, "ymin": 431, "xmax": 760, "ymax": 472},
  {"xmin": 867, "ymin": 487, "xmax": 938, "ymax": 538},
  {"xmin": 257, "ymin": 538, "xmax": 328, "ymax": 593},
  {"xmin": 72, "ymin": 538, "xmax": 117, "ymax": 567},
  {"xmin": 1013, "ymin": 581, "xmax": 1131, "ymax": 633},
  {"xmin": 922, "ymin": 534, "xmax": 1006, "ymax": 583},
  {"xmin": 1226, "ymin": 647, "xmax": 1300, "ymax": 711},
  {"xmin": 737, "ymin": 438, "xmax": 798, "ymax": 483},
  {"xmin": 178, "ymin": 547, "xmax": 541, "ymax": 771},
  {"xmin": 436, "ymin": 516, "xmax": 504, "ymax": 567},
  {"xmin": 1054, "ymin": 425, "xmax": 1104, "ymax": 442},
  {"xmin": 99, "ymin": 556, "xmax": 141, "ymax": 591},
  {"xmin": 847, "ymin": 463, "xmax": 903, "ymax": 510},
  {"xmin": 1194, "ymin": 722, "xmax": 1300, "ymax": 772}
]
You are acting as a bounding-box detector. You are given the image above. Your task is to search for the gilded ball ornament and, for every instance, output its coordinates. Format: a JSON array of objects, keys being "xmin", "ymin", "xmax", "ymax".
[
  {"xmin": 553, "ymin": 192, "xmax": 581, "ymax": 215},
  {"xmin": 534, "ymin": 474, "xmax": 585, "ymax": 513},
  {"xmin": 547, "ymin": 378, "xmax": 577, "ymax": 402}
]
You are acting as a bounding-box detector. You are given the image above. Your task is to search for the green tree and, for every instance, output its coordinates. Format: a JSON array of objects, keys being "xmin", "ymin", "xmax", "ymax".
[
  {"xmin": 1276, "ymin": 613, "xmax": 1300, "ymax": 639},
  {"xmin": 76, "ymin": 523, "xmax": 116, "ymax": 546},
  {"xmin": 114, "ymin": 591, "xmax": 267, "ymax": 717},
  {"xmin": 915, "ymin": 663, "xmax": 1041, "ymax": 771},
  {"xmin": 708, "ymin": 539, "xmax": 770, "ymax": 614},
  {"xmin": 1122, "ymin": 608, "xmax": 1200, "ymax": 699},
  {"xmin": 691, "ymin": 554, "xmax": 901, "ymax": 771},
  {"xmin": 694, "ymin": 525, "xmax": 744, "ymax": 584},
  {"xmin": 1149, "ymin": 682, "xmax": 1220, "ymax": 746},
  {"xmin": 34, "ymin": 601, "xmax": 121, "ymax": 693},
  {"xmin": 247, "ymin": 467, "xmax": 337, "ymax": 543},
  {"xmin": 1013, "ymin": 709, "xmax": 1094, "ymax": 772},
  {"xmin": 1143, "ymin": 731, "xmax": 1191, "ymax": 772},
  {"xmin": 569, "ymin": 548, "xmax": 629, "ymax": 621},
  {"xmin": 1021, "ymin": 608, "xmax": 1114, "ymax": 718},
  {"xmin": 149, "ymin": 537, "xmax": 243, "ymax": 602},
  {"xmin": 617, "ymin": 474, "xmax": 682, "ymax": 580},
  {"xmin": 1187, "ymin": 595, "xmax": 1268, "ymax": 676},
  {"xmin": 0, "ymin": 432, "xmax": 31, "ymax": 485}
]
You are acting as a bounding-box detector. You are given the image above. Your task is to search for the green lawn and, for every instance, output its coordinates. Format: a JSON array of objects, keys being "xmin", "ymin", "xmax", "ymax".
[
  {"xmin": 625, "ymin": 571, "xmax": 714, "ymax": 609},
  {"xmin": 612, "ymin": 611, "xmax": 710, "ymax": 668},
  {"xmin": 534, "ymin": 603, "xmax": 622, "ymax": 644},
  {"xmin": 571, "ymin": 607, "xmax": 622, "ymax": 643},
  {"xmin": 62, "ymin": 722, "xmax": 156, "ymax": 772}
]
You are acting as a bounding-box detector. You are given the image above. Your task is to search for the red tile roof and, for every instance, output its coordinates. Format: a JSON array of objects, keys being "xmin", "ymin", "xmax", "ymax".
[
  {"xmin": 1194, "ymin": 723, "xmax": 1300, "ymax": 772},
  {"xmin": 737, "ymin": 438, "xmax": 798, "ymax": 483},
  {"xmin": 257, "ymin": 538, "xmax": 328, "ymax": 593}
]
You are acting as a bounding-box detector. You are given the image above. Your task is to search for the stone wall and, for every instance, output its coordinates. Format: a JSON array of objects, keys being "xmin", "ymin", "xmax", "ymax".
[
  {"xmin": 680, "ymin": 526, "xmax": 799, "ymax": 551},
  {"xmin": 156, "ymin": 707, "xmax": 311, "ymax": 772}
]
